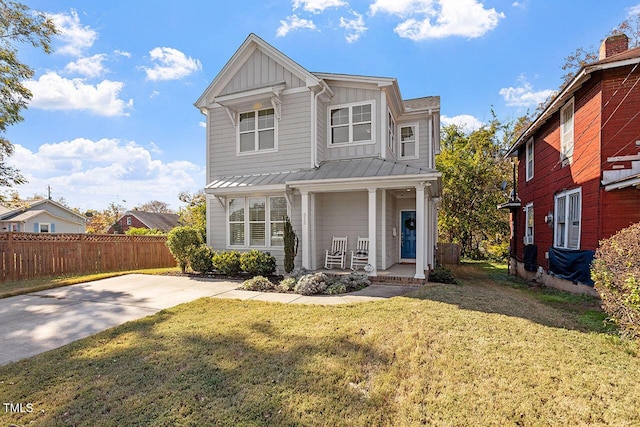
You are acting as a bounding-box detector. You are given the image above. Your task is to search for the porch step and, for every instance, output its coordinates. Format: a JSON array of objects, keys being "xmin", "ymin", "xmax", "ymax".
[{"xmin": 325, "ymin": 273, "xmax": 426, "ymax": 287}]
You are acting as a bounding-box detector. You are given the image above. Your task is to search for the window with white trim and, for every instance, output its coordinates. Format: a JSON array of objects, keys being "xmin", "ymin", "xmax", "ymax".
[
  {"xmin": 39, "ymin": 223, "xmax": 50, "ymax": 233},
  {"xmin": 126, "ymin": 217, "xmax": 132, "ymax": 226},
  {"xmin": 399, "ymin": 124, "xmax": 418, "ymax": 159},
  {"xmin": 329, "ymin": 102, "xmax": 373, "ymax": 145},
  {"xmin": 554, "ymin": 188, "xmax": 581, "ymax": 249},
  {"xmin": 387, "ymin": 110, "xmax": 396, "ymax": 154},
  {"xmin": 524, "ymin": 203, "xmax": 534, "ymax": 245},
  {"xmin": 228, "ymin": 196, "xmax": 286, "ymax": 248},
  {"xmin": 525, "ymin": 137, "xmax": 534, "ymax": 181},
  {"xmin": 238, "ymin": 107, "xmax": 276, "ymax": 154},
  {"xmin": 560, "ymin": 99, "xmax": 574, "ymax": 165}
]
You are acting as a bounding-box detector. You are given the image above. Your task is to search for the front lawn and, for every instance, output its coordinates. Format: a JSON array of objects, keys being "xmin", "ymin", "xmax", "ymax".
[{"xmin": 1, "ymin": 263, "xmax": 638, "ymax": 426}]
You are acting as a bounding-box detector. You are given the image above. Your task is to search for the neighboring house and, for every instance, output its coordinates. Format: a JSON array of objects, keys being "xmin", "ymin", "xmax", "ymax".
[
  {"xmin": 109, "ymin": 211, "xmax": 180, "ymax": 234},
  {"xmin": 504, "ymin": 34, "xmax": 640, "ymax": 294},
  {"xmin": 0, "ymin": 199, "xmax": 86, "ymax": 233},
  {"xmin": 195, "ymin": 34, "xmax": 442, "ymax": 278}
]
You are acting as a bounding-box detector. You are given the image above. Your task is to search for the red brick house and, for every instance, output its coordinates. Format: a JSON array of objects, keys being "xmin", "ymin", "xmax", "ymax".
[
  {"xmin": 109, "ymin": 210, "xmax": 180, "ymax": 234},
  {"xmin": 504, "ymin": 34, "xmax": 640, "ymax": 295}
]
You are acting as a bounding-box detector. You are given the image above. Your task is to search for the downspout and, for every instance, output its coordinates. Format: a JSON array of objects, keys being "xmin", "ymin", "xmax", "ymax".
[{"xmin": 312, "ymin": 81, "xmax": 330, "ymax": 168}]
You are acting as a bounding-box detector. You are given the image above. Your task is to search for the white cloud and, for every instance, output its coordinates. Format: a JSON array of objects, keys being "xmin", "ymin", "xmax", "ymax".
[
  {"xmin": 340, "ymin": 12, "xmax": 367, "ymax": 43},
  {"xmin": 199, "ymin": 121, "xmax": 206, "ymax": 128},
  {"xmin": 499, "ymin": 76, "xmax": 555, "ymax": 107},
  {"xmin": 142, "ymin": 47, "xmax": 202, "ymax": 82},
  {"xmin": 441, "ymin": 114, "xmax": 483, "ymax": 133},
  {"xmin": 64, "ymin": 54, "xmax": 107, "ymax": 78},
  {"xmin": 24, "ymin": 72, "xmax": 133, "ymax": 116},
  {"xmin": 512, "ymin": 1, "xmax": 528, "ymax": 9},
  {"xmin": 48, "ymin": 9, "xmax": 98, "ymax": 56},
  {"xmin": 8, "ymin": 139, "xmax": 204, "ymax": 211},
  {"xmin": 114, "ymin": 50, "xmax": 132, "ymax": 58},
  {"xmin": 276, "ymin": 14, "xmax": 317, "ymax": 37},
  {"xmin": 293, "ymin": 0, "xmax": 347, "ymax": 13},
  {"xmin": 370, "ymin": 0, "xmax": 505, "ymax": 40}
]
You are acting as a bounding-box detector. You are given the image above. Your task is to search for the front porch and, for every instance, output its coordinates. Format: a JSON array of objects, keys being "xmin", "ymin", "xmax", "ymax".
[{"xmin": 323, "ymin": 263, "xmax": 427, "ymax": 286}]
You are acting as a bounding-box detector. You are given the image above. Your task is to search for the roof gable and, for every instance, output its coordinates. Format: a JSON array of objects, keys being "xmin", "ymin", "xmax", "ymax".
[
  {"xmin": 195, "ymin": 33, "xmax": 319, "ymax": 109},
  {"xmin": 0, "ymin": 199, "xmax": 85, "ymax": 222},
  {"xmin": 125, "ymin": 211, "xmax": 180, "ymax": 232}
]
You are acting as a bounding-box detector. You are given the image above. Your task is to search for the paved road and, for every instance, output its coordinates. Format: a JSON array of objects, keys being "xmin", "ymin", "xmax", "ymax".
[{"xmin": 0, "ymin": 274, "xmax": 415, "ymax": 365}]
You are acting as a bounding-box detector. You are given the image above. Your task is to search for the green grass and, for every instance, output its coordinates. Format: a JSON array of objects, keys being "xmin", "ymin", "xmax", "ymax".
[
  {"xmin": 1, "ymin": 263, "xmax": 639, "ymax": 426},
  {"xmin": 0, "ymin": 267, "xmax": 180, "ymax": 299}
]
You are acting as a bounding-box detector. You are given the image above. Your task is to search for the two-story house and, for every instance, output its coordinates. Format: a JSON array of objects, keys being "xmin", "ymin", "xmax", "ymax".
[
  {"xmin": 109, "ymin": 211, "xmax": 180, "ymax": 234},
  {"xmin": 195, "ymin": 34, "xmax": 442, "ymax": 278},
  {"xmin": 505, "ymin": 34, "xmax": 640, "ymax": 295}
]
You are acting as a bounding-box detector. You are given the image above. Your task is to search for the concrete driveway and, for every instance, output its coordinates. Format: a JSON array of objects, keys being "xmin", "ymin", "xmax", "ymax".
[{"xmin": 0, "ymin": 274, "xmax": 416, "ymax": 366}]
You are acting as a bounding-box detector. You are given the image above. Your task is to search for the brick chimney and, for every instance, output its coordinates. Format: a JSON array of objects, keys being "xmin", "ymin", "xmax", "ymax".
[{"xmin": 599, "ymin": 34, "xmax": 629, "ymax": 59}]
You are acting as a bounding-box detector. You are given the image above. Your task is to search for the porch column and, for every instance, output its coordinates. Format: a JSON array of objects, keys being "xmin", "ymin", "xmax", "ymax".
[
  {"xmin": 368, "ymin": 188, "xmax": 377, "ymax": 276},
  {"xmin": 301, "ymin": 190, "xmax": 311, "ymax": 269},
  {"xmin": 415, "ymin": 183, "xmax": 426, "ymax": 279}
]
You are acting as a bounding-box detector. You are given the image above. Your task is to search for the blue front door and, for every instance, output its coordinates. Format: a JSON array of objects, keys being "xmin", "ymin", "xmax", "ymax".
[{"xmin": 401, "ymin": 211, "xmax": 417, "ymax": 259}]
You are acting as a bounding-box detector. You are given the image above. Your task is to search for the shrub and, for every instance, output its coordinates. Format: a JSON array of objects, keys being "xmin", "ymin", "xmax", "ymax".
[
  {"xmin": 241, "ymin": 276, "xmax": 275, "ymax": 291},
  {"xmin": 277, "ymin": 277, "xmax": 297, "ymax": 292},
  {"xmin": 429, "ymin": 266, "xmax": 458, "ymax": 284},
  {"xmin": 288, "ymin": 267, "xmax": 311, "ymax": 280},
  {"xmin": 240, "ymin": 250, "xmax": 276, "ymax": 276},
  {"xmin": 189, "ymin": 245, "xmax": 214, "ymax": 274},
  {"xmin": 212, "ymin": 250, "xmax": 242, "ymax": 276},
  {"xmin": 166, "ymin": 226, "xmax": 202, "ymax": 272},
  {"xmin": 340, "ymin": 272, "xmax": 371, "ymax": 292},
  {"xmin": 125, "ymin": 227, "xmax": 165, "ymax": 235},
  {"xmin": 325, "ymin": 282, "xmax": 347, "ymax": 295},
  {"xmin": 592, "ymin": 222, "xmax": 640, "ymax": 337},
  {"xmin": 294, "ymin": 273, "xmax": 329, "ymax": 296}
]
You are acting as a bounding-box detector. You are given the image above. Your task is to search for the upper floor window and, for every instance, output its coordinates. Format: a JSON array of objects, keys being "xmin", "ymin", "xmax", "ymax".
[
  {"xmin": 126, "ymin": 217, "xmax": 132, "ymax": 226},
  {"xmin": 387, "ymin": 110, "xmax": 396, "ymax": 154},
  {"xmin": 560, "ymin": 99, "xmax": 574, "ymax": 165},
  {"xmin": 329, "ymin": 101, "xmax": 373, "ymax": 145},
  {"xmin": 525, "ymin": 137, "xmax": 534, "ymax": 181},
  {"xmin": 554, "ymin": 188, "xmax": 581, "ymax": 249},
  {"xmin": 524, "ymin": 203, "xmax": 534, "ymax": 245},
  {"xmin": 399, "ymin": 124, "xmax": 418, "ymax": 159},
  {"xmin": 238, "ymin": 108, "xmax": 276, "ymax": 154}
]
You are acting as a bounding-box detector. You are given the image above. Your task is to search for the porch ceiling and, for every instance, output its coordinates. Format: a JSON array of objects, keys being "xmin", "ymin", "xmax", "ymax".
[{"xmin": 206, "ymin": 157, "xmax": 441, "ymax": 195}]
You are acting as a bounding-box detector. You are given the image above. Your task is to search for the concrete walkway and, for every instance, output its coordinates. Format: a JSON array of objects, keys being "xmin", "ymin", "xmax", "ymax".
[{"xmin": 0, "ymin": 274, "xmax": 416, "ymax": 366}]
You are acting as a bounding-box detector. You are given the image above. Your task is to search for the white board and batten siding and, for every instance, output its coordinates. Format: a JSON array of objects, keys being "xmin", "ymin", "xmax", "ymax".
[{"xmin": 219, "ymin": 49, "xmax": 306, "ymax": 97}]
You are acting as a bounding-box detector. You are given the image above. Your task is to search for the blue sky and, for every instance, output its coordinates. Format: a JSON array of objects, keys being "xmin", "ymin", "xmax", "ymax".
[{"xmin": 5, "ymin": 0, "xmax": 640, "ymax": 211}]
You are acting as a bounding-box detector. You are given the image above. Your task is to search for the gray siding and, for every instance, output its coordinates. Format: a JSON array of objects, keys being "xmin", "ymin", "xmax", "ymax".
[
  {"xmin": 385, "ymin": 191, "xmax": 398, "ymax": 268},
  {"xmin": 24, "ymin": 212, "xmax": 84, "ymax": 233},
  {"xmin": 220, "ymin": 49, "xmax": 305, "ymax": 95},
  {"xmin": 397, "ymin": 116, "xmax": 433, "ymax": 170},
  {"xmin": 324, "ymin": 86, "xmax": 381, "ymax": 161},
  {"xmin": 209, "ymin": 91, "xmax": 312, "ymax": 178}
]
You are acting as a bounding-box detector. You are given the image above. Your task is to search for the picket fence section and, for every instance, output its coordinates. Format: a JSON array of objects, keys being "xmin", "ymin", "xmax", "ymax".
[{"xmin": 0, "ymin": 232, "xmax": 176, "ymax": 283}]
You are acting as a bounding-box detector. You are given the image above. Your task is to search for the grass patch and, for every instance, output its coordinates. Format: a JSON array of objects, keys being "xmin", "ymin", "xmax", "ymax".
[
  {"xmin": 1, "ymin": 263, "xmax": 638, "ymax": 425},
  {"xmin": 0, "ymin": 267, "xmax": 180, "ymax": 299}
]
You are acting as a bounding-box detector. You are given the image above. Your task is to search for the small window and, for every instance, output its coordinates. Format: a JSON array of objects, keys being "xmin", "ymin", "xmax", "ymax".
[
  {"xmin": 39, "ymin": 223, "xmax": 50, "ymax": 233},
  {"xmin": 269, "ymin": 196, "xmax": 287, "ymax": 247},
  {"xmin": 524, "ymin": 203, "xmax": 534, "ymax": 245},
  {"xmin": 228, "ymin": 198, "xmax": 245, "ymax": 246},
  {"xmin": 126, "ymin": 217, "xmax": 132, "ymax": 226},
  {"xmin": 560, "ymin": 99, "xmax": 574, "ymax": 165},
  {"xmin": 554, "ymin": 188, "xmax": 581, "ymax": 249},
  {"xmin": 399, "ymin": 124, "xmax": 418, "ymax": 159},
  {"xmin": 525, "ymin": 137, "xmax": 534, "ymax": 181},
  {"xmin": 387, "ymin": 110, "xmax": 396, "ymax": 154},
  {"xmin": 329, "ymin": 102, "xmax": 373, "ymax": 145},
  {"xmin": 238, "ymin": 108, "xmax": 276, "ymax": 154}
]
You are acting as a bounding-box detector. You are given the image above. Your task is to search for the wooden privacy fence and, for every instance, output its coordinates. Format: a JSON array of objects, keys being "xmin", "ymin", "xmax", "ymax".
[
  {"xmin": 0, "ymin": 232, "xmax": 176, "ymax": 283},
  {"xmin": 437, "ymin": 243, "xmax": 461, "ymax": 265}
]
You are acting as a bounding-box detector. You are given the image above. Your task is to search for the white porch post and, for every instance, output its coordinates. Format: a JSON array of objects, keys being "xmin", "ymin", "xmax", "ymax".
[
  {"xmin": 301, "ymin": 190, "xmax": 311, "ymax": 269},
  {"xmin": 368, "ymin": 188, "xmax": 377, "ymax": 276},
  {"xmin": 415, "ymin": 183, "xmax": 426, "ymax": 279}
]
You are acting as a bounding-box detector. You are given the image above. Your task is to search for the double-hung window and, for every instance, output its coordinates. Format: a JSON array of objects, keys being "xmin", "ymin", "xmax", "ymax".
[
  {"xmin": 387, "ymin": 110, "xmax": 396, "ymax": 154},
  {"xmin": 524, "ymin": 203, "xmax": 534, "ymax": 245},
  {"xmin": 329, "ymin": 102, "xmax": 373, "ymax": 145},
  {"xmin": 560, "ymin": 99, "xmax": 574, "ymax": 165},
  {"xmin": 239, "ymin": 108, "xmax": 276, "ymax": 154},
  {"xmin": 228, "ymin": 196, "xmax": 286, "ymax": 248},
  {"xmin": 554, "ymin": 188, "xmax": 581, "ymax": 249},
  {"xmin": 525, "ymin": 137, "xmax": 534, "ymax": 181},
  {"xmin": 399, "ymin": 124, "xmax": 418, "ymax": 159}
]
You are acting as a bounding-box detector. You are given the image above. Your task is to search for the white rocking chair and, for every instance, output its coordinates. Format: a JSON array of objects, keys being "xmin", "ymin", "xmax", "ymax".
[
  {"xmin": 350, "ymin": 237, "xmax": 369, "ymax": 270},
  {"xmin": 324, "ymin": 236, "xmax": 348, "ymax": 269}
]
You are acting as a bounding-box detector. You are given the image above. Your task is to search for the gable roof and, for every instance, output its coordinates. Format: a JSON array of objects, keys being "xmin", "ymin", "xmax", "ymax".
[
  {"xmin": 124, "ymin": 211, "xmax": 180, "ymax": 232},
  {"xmin": 195, "ymin": 33, "xmax": 320, "ymax": 109},
  {"xmin": 506, "ymin": 44, "xmax": 640, "ymax": 156},
  {"xmin": 0, "ymin": 199, "xmax": 86, "ymax": 222}
]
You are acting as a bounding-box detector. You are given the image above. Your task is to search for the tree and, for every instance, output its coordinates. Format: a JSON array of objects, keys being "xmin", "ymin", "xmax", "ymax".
[
  {"xmin": 125, "ymin": 227, "xmax": 164, "ymax": 235},
  {"xmin": 0, "ymin": 1, "xmax": 57, "ymax": 194},
  {"xmin": 85, "ymin": 202, "xmax": 126, "ymax": 234},
  {"xmin": 135, "ymin": 200, "xmax": 174, "ymax": 214},
  {"xmin": 178, "ymin": 191, "xmax": 206, "ymax": 241},
  {"xmin": 166, "ymin": 226, "xmax": 202, "ymax": 272},
  {"xmin": 436, "ymin": 118, "xmax": 512, "ymax": 259}
]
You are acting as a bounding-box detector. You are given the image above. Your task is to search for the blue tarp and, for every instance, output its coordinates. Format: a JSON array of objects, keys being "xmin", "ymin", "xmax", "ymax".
[{"xmin": 548, "ymin": 247, "xmax": 595, "ymax": 286}]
